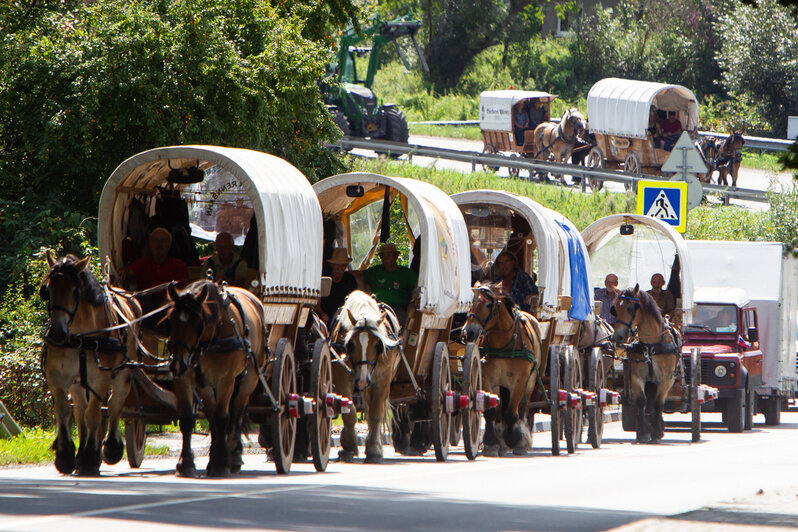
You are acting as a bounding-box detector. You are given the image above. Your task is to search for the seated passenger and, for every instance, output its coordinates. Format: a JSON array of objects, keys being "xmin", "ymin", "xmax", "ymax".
[
  {"xmin": 493, "ymin": 250, "xmax": 537, "ymax": 312},
  {"xmin": 120, "ymin": 227, "xmax": 188, "ymax": 291},
  {"xmin": 660, "ymin": 111, "xmax": 683, "ymax": 151},
  {"xmin": 319, "ymin": 248, "xmax": 358, "ymax": 326},
  {"xmin": 120, "ymin": 227, "xmax": 188, "ymax": 329},
  {"xmin": 528, "ymin": 99, "xmax": 545, "ymax": 130},
  {"xmin": 647, "ymin": 273, "xmax": 675, "ymax": 318},
  {"xmin": 204, "ymin": 232, "xmax": 248, "ymax": 287},
  {"xmin": 594, "ymin": 273, "xmax": 620, "ymax": 324},
  {"xmin": 513, "ymin": 102, "xmax": 530, "ymax": 146},
  {"xmin": 363, "ymin": 242, "xmax": 418, "ymax": 325}
]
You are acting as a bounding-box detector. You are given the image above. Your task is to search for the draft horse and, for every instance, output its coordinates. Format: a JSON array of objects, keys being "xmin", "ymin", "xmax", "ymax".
[
  {"xmin": 329, "ymin": 290, "xmax": 401, "ymax": 463},
  {"xmin": 462, "ymin": 284, "xmax": 543, "ymax": 456},
  {"xmin": 533, "ymin": 108, "xmax": 588, "ymax": 183},
  {"xmin": 41, "ymin": 253, "xmax": 142, "ymax": 475},
  {"xmin": 715, "ymin": 131, "xmax": 745, "ymax": 187},
  {"xmin": 165, "ymin": 280, "xmax": 267, "ymax": 477},
  {"xmin": 611, "ymin": 286, "xmax": 681, "ymax": 444}
]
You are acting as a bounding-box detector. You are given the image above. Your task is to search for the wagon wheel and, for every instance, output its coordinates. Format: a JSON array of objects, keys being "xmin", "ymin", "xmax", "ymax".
[
  {"xmin": 584, "ymin": 146, "xmax": 605, "ymax": 191},
  {"xmin": 308, "ymin": 340, "xmax": 333, "ymax": 472},
  {"xmin": 449, "ymin": 413, "xmax": 462, "ymax": 447},
  {"xmin": 125, "ymin": 418, "xmax": 146, "ymax": 468},
  {"xmin": 623, "ymin": 152, "xmax": 641, "ymax": 191},
  {"xmin": 587, "ymin": 347, "xmax": 606, "ymax": 449},
  {"xmin": 564, "ymin": 346, "xmax": 582, "ymax": 454},
  {"xmin": 431, "ymin": 342, "xmax": 453, "ymax": 462},
  {"xmin": 461, "ymin": 342, "xmax": 482, "ymax": 461},
  {"xmin": 481, "ymin": 145, "xmax": 500, "ymax": 173},
  {"xmin": 549, "ymin": 346, "xmax": 562, "ymax": 456},
  {"xmin": 689, "ymin": 348, "xmax": 701, "ymax": 442},
  {"xmin": 270, "ymin": 338, "xmax": 297, "ymax": 474}
]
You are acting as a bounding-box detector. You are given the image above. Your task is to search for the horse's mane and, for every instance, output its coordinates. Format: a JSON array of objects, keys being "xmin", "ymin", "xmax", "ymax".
[
  {"xmin": 44, "ymin": 255, "xmax": 105, "ymax": 307},
  {"xmin": 338, "ymin": 291, "xmax": 382, "ymax": 330},
  {"xmin": 482, "ymin": 283, "xmax": 516, "ymax": 314}
]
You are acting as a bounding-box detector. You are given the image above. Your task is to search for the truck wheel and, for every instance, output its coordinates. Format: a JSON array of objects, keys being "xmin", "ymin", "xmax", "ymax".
[
  {"xmin": 381, "ymin": 107, "xmax": 409, "ymax": 159},
  {"xmin": 726, "ymin": 393, "xmax": 744, "ymax": 433},
  {"xmin": 764, "ymin": 396, "xmax": 781, "ymax": 425}
]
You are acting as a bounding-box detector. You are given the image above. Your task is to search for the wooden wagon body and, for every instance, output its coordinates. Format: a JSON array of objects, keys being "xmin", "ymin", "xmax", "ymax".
[
  {"xmin": 582, "ymin": 213, "xmax": 709, "ymax": 441},
  {"xmin": 314, "ymin": 173, "xmax": 491, "ymax": 461},
  {"xmin": 97, "ymin": 145, "xmax": 341, "ymax": 472},
  {"xmin": 451, "ymin": 189, "xmax": 605, "ymax": 454},
  {"xmin": 479, "ymin": 90, "xmax": 557, "ymax": 157},
  {"xmin": 584, "ymin": 78, "xmax": 701, "ymax": 178}
]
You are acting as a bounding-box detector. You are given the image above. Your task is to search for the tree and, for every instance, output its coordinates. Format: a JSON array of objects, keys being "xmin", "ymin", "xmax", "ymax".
[
  {"xmin": 423, "ymin": 0, "xmax": 544, "ymax": 92},
  {"xmin": 716, "ymin": 0, "xmax": 798, "ymax": 135}
]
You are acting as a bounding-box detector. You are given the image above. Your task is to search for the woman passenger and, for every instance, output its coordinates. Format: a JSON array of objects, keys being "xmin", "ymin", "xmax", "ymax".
[{"xmin": 493, "ymin": 250, "xmax": 538, "ymax": 312}]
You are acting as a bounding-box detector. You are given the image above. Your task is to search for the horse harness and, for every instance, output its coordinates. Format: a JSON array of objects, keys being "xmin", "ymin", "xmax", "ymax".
[
  {"xmin": 616, "ymin": 295, "xmax": 682, "ymax": 381},
  {"xmin": 328, "ymin": 301, "xmax": 402, "ymax": 378}
]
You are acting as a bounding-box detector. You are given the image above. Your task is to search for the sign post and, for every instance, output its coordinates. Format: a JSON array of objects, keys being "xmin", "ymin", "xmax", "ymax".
[
  {"xmin": 637, "ymin": 180, "xmax": 688, "ymax": 233},
  {"xmin": 661, "ymin": 131, "xmax": 706, "ymax": 211}
]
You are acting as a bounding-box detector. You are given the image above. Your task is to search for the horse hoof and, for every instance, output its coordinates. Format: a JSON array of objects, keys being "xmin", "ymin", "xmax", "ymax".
[
  {"xmin": 482, "ymin": 446, "xmax": 499, "ymax": 457},
  {"xmin": 206, "ymin": 466, "xmax": 230, "ymax": 478},
  {"xmin": 649, "ymin": 438, "xmax": 662, "ymax": 445},
  {"xmin": 406, "ymin": 446, "xmax": 427, "ymax": 457},
  {"xmin": 102, "ymin": 439, "xmax": 125, "ymax": 465},
  {"xmin": 512, "ymin": 447, "xmax": 528, "ymax": 456},
  {"xmin": 55, "ymin": 456, "xmax": 76, "ymax": 475},
  {"xmin": 364, "ymin": 454, "xmax": 383, "ymax": 464},
  {"xmin": 337, "ymin": 450, "xmax": 356, "ymax": 463},
  {"xmin": 75, "ymin": 465, "xmax": 101, "ymax": 477},
  {"xmin": 176, "ymin": 461, "xmax": 198, "ymax": 478},
  {"xmin": 636, "ymin": 435, "xmax": 652, "ymax": 444}
]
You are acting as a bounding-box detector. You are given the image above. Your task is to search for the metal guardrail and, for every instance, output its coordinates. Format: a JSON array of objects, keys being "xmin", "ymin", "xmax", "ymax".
[
  {"xmin": 408, "ymin": 120, "xmax": 794, "ymax": 153},
  {"xmin": 330, "ymin": 137, "xmax": 769, "ymax": 203}
]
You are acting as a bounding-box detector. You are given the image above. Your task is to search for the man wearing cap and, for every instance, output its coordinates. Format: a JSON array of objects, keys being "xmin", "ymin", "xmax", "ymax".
[
  {"xmin": 363, "ymin": 242, "xmax": 418, "ymax": 324},
  {"xmin": 319, "ymin": 247, "xmax": 358, "ymax": 325}
]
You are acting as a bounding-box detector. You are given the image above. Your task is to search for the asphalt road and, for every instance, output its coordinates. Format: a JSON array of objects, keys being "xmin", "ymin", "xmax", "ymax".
[
  {"xmin": 354, "ymin": 135, "xmax": 795, "ymax": 211},
  {"xmin": 2, "ymin": 411, "xmax": 798, "ymax": 531}
]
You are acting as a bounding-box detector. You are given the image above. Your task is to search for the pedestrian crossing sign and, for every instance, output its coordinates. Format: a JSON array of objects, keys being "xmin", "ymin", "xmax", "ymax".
[{"xmin": 636, "ymin": 180, "xmax": 688, "ymax": 233}]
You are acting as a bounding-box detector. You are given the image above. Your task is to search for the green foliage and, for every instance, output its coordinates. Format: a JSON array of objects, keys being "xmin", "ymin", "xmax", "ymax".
[
  {"xmin": 684, "ymin": 204, "xmax": 767, "ymax": 241},
  {"xmin": 766, "ymin": 186, "xmax": 798, "ymax": 254},
  {"xmin": 716, "ymin": 0, "xmax": 798, "ymax": 136},
  {"xmin": 699, "ymin": 94, "xmax": 771, "ymax": 136},
  {"xmin": 0, "ymin": 427, "xmax": 56, "ymax": 466}
]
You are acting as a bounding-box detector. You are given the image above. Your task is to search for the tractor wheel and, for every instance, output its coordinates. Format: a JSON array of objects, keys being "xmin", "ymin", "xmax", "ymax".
[{"xmin": 381, "ymin": 107, "xmax": 409, "ymax": 159}]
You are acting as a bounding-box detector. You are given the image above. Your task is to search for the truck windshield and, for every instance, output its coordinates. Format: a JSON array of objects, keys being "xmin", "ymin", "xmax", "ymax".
[{"xmin": 689, "ymin": 304, "xmax": 738, "ymax": 333}]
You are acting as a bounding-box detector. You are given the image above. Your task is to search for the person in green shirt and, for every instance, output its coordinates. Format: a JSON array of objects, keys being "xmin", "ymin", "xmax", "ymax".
[{"xmin": 363, "ymin": 242, "xmax": 418, "ymax": 324}]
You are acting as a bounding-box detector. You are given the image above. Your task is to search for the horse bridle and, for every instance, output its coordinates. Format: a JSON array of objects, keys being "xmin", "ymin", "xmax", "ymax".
[
  {"xmin": 42, "ymin": 271, "xmax": 82, "ymax": 338},
  {"xmin": 166, "ymin": 300, "xmax": 215, "ymax": 374},
  {"xmin": 612, "ymin": 294, "xmax": 640, "ymax": 340},
  {"xmin": 466, "ymin": 288, "xmax": 501, "ymax": 333}
]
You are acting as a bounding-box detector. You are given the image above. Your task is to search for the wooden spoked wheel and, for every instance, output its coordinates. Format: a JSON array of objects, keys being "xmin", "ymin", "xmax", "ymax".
[
  {"xmin": 431, "ymin": 342, "xmax": 453, "ymax": 462},
  {"xmin": 125, "ymin": 418, "xmax": 146, "ymax": 468},
  {"xmin": 449, "ymin": 413, "xmax": 462, "ymax": 447},
  {"xmin": 587, "ymin": 348, "xmax": 606, "ymax": 449},
  {"xmin": 461, "ymin": 342, "xmax": 482, "ymax": 461},
  {"xmin": 584, "ymin": 147, "xmax": 605, "ymax": 190},
  {"xmin": 270, "ymin": 338, "xmax": 297, "ymax": 474},
  {"xmin": 308, "ymin": 340, "xmax": 332, "ymax": 472},
  {"xmin": 623, "ymin": 151, "xmax": 641, "ymax": 191},
  {"xmin": 549, "ymin": 346, "xmax": 562, "ymax": 456},
  {"xmin": 564, "ymin": 346, "xmax": 582, "ymax": 454},
  {"xmin": 481, "ymin": 145, "xmax": 500, "ymax": 173},
  {"xmin": 689, "ymin": 348, "xmax": 701, "ymax": 442}
]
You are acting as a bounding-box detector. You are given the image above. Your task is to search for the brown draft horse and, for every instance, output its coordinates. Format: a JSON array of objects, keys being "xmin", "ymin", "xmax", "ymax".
[
  {"xmin": 329, "ymin": 290, "xmax": 401, "ymax": 463},
  {"xmin": 700, "ymin": 131, "xmax": 745, "ymax": 187},
  {"xmin": 533, "ymin": 108, "xmax": 588, "ymax": 183},
  {"xmin": 165, "ymin": 280, "xmax": 267, "ymax": 477},
  {"xmin": 41, "ymin": 253, "xmax": 142, "ymax": 475},
  {"xmin": 462, "ymin": 284, "xmax": 543, "ymax": 456},
  {"xmin": 611, "ymin": 286, "xmax": 681, "ymax": 444}
]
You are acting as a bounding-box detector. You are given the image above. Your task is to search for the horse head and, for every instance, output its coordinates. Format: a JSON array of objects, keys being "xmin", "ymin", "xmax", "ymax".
[
  {"xmin": 165, "ymin": 280, "xmax": 216, "ymax": 376},
  {"xmin": 41, "ymin": 251, "xmax": 95, "ymax": 344},
  {"xmin": 567, "ymin": 108, "xmax": 587, "ymax": 137},
  {"xmin": 462, "ymin": 283, "xmax": 514, "ymax": 343},
  {"xmin": 727, "ymin": 130, "xmax": 745, "ymax": 156},
  {"xmin": 336, "ymin": 291, "xmax": 400, "ymax": 392},
  {"xmin": 611, "ymin": 284, "xmax": 643, "ymax": 343}
]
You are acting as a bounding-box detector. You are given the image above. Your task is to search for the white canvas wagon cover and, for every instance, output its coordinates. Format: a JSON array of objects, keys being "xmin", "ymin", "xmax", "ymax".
[
  {"xmin": 587, "ymin": 78, "xmax": 699, "ymax": 139},
  {"xmin": 451, "ymin": 190, "xmax": 594, "ymax": 320},
  {"xmin": 479, "ymin": 90, "xmax": 556, "ymax": 132},
  {"xmin": 314, "ymin": 173, "xmax": 472, "ymax": 317},
  {"xmin": 98, "ymin": 145, "xmax": 323, "ymax": 297},
  {"xmin": 582, "ymin": 214, "xmax": 694, "ymax": 317}
]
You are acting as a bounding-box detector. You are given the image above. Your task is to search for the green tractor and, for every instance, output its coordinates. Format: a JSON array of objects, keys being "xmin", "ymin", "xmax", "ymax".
[{"xmin": 325, "ymin": 15, "xmax": 428, "ymax": 144}]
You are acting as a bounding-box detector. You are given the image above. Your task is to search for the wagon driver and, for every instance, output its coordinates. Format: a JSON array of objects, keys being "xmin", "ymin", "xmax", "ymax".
[
  {"xmin": 318, "ymin": 247, "xmax": 358, "ymax": 326},
  {"xmin": 648, "ymin": 273, "xmax": 675, "ymax": 318},
  {"xmin": 362, "ymin": 242, "xmax": 418, "ymax": 325},
  {"xmin": 594, "ymin": 273, "xmax": 620, "ymax": 324},
  {"xmin": 513, "ymin": 102, "xmax": 530, "ymax": 146},
  {"xmin": 494, "ymin": 250, "xmax": 537, "ymax": 312}
]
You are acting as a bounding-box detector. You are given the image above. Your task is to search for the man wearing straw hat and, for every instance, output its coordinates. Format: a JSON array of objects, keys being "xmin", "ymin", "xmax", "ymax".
[
  {"xmin": 363, "ymin": 242, "xmax": 418, "ymax": 324},
  {"xmin": 319, "ymin": 247, "xmax": 358, "ymax": 325}
]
